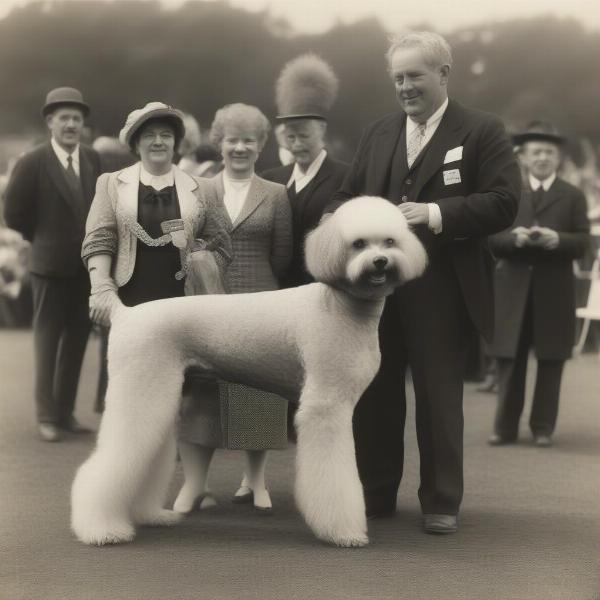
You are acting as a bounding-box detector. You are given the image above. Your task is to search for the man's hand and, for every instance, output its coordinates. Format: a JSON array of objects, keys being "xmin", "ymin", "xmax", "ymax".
[
  {"xmin": 512, "ymin": 226, "xmax": 531, "ymax": 248},
  {"xmin": 398, "ymin": 202, "xmax": 429, "ymax": 225},
  {"xmin": 529, "ymin": 226, "xmax": 560, "ymax": 250}
]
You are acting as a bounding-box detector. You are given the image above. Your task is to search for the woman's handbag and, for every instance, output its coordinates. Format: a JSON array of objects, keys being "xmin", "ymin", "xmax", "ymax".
[{"xmin": 183, "ymin": 243, "xmax": 227, "ymax": 296}]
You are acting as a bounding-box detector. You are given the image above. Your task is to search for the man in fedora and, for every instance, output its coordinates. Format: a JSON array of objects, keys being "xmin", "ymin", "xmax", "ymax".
[
  {"xmin": 4, "ymin": 87, "xmax": 102, "ymax": 442},
  {"xmin": 262, "ymin": 54, "xmax": 348, "ymax": 288},
  {"xmin": 487, "ymin": 121, "xmax": 590, "ymax": 448},
  {"xmin": 329, "ymin": 31, "xmax": 521, "ymax": 534}
]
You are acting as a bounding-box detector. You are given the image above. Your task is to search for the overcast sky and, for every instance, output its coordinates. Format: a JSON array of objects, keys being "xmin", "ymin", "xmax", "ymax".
[{"xmin": 2, "ymin": 0, "xmax": 600, "ymax": 32}]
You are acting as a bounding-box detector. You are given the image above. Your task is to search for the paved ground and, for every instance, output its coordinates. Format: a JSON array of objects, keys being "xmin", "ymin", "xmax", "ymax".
[{"xmin": 1, "ymin": 328, "xmax": 599, "ymax": 600}]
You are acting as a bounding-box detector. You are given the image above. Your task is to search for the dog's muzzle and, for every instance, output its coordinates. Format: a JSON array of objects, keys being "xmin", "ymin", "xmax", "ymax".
[{"xmin": 368, "ymin": 256, "xmax": 389, "ymax": 285}]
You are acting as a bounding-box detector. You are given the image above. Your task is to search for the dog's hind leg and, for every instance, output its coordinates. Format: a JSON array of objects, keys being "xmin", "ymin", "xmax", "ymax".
[
  {"xmin": 71, "ymin": 364, "xmax": 184, "ymax": 545},
  {"xmin": 132, "ymin": 430, "xmax": 182, "ymax": 526},
  {"xmin": 294, "ymin": 381, "xmax": 368, "ymax": 548}
]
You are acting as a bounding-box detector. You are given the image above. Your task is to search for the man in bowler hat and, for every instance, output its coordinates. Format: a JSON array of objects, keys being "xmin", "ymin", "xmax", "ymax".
[
  {"xmin": 330, "ymin": 31, "xmax": 521, "ymax": 533},
  {"xmin": 4, "ymin": 87, "xmax": 102, "ymax": 442},
  {"xmin": 487, "ymin": 122, "xmax": 590, "ymax": 448}
]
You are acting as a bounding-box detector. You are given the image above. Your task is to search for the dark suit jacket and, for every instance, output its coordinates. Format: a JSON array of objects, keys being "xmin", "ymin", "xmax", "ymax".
[
  {"xmin": 488, "ymin": 177, "xmax": 590, "ymax": 360},
  {"xmin": 3, "ymin": 141, "xmax": 101, "ymax": 277},
  {"xmin": 262, "ymin": 155, "xmax": 348, "ymax": 287},
  {"xmin": 330, "ymin": 100, "xmax": 521, "ymax": 339}
]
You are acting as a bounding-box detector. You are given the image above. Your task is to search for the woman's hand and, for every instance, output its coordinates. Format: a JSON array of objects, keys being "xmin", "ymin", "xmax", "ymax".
[{"xmin": 89, "ymin": 281, "xmax": 122, "ymax": 327}]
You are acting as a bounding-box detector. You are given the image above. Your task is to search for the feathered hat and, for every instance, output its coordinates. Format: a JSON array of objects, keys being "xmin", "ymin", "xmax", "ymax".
[{"xmin": 275, "ymin": 53, "xmax": 339, "ymax": 122}]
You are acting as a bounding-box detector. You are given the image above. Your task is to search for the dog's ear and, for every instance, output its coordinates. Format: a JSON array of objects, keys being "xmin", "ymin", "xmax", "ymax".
[
  {"xmin": 305, "ymin": 212, "xmax": 347, "ymax": 284},
  {"xmin": 400, "ymin": 227, "xmax": 428, "ymax": 281}
]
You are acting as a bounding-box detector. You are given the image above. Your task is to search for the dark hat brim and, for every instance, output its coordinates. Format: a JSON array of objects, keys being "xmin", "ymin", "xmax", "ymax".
[
  {"xmin": 42, "ymin": 101, "xmax": 90, "ymax": 118},
  {"xmin": 124, "ymin": 108, "xmax": 185, "ymax": 149},
  {"xmin": 275, "ymin": 113, "xmax": 327, "ymax": 122},
  {"xmin": 513, "ymin": 132, "xmax": 565, "ymax": 146}
]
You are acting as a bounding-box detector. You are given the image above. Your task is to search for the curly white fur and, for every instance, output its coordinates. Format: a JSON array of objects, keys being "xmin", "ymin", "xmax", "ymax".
[{"xmin": 71, "ymin": 196, "xmax": 427, "ymax": 548}]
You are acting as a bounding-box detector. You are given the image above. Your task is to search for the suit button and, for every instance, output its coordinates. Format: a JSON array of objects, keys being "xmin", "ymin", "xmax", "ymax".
[
  {"xmin": 401, "ymin": 195, "xmax": 408, "ymax": 202},
  {"xmin": 405, "ymin": 178, "xmax": 412, "ymax": 185}
]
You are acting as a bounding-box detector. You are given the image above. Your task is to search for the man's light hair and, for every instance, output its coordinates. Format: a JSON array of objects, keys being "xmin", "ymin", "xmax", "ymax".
[{"xmin": 386, "ymin": 31, "xmax": 453, "ymax": 74}]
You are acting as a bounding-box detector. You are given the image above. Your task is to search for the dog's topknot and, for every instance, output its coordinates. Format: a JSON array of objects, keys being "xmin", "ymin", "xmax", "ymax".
[{"xmin": 275, "ymin": 54, "xmax": 339, "ymax": 120}]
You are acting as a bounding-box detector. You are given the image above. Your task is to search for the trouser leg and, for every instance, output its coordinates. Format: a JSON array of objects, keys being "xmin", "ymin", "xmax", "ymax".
[
  {"xmin": 352, "ymin": 301, "xmax": 406, "ymax": 512},
  {"xmin": 54, "ymin": 270, "xmax": 91, "ymax": 423},
  {"xmin": 30, "ymin": 274, "xmax": 65, "ymax": 424},
  {"xmin": 400, "ymin": 258, "xmax": 467, "ymax": 515},
  {"xmin": 529, "ymin": 360, "xmax": 564, "ymax": 437},
  {"xmin": 493, "ymin": 293, "xmax": 533, "ymax": 440}
]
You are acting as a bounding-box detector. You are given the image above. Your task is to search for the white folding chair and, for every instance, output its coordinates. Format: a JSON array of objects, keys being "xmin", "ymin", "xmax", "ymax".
[{"xmin": 574, "ymin": 251, "xmax": 600, "ymax": 356}]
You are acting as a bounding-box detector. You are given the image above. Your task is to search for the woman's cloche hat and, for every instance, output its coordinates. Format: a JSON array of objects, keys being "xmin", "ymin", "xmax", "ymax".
[
  {"xmin": 513, "ymin": 121, "xmax": 565, "ymax": 147},
  {"xmin": 42, "ymin": 87, "xmax": 90, "ymax": 117},
  {"xmin": 275, "ymin": 53, "xmax": 339, "ymax": 122},
  {"xmin": 119, "ymin": 102, "xmax": 185, "ymax": 149}
]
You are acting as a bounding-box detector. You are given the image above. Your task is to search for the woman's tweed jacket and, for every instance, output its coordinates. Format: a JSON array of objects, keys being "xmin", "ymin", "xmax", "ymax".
[{"xmin": 81, "ymin": 162, "xmax": 231, "ymax": 285}]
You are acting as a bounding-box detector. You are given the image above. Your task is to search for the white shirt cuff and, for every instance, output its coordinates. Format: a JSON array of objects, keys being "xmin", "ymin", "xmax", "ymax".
[{"xmin": 427, "ymin": 203, "xmax": 443, "ymax": 234}]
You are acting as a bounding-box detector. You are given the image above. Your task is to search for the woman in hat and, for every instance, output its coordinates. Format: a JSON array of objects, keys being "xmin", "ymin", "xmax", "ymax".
[
  {"xmin": 82, "ymin": 101, "xmax": 231, "ymax": 318},
  {"xmin": 174, "ymin": 103, "xmax": 293, "ymax": 514},
  {"xmin": 82, "ymin": 103, "xmax": 232, "ymax": 434}
]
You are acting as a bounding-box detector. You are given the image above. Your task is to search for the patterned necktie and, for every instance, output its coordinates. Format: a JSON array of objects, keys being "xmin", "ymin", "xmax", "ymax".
[
  {"xmin": 65, "ymin": 155, "xmax": 81, "ymax": 193},
  {"xmin": 407, "ymin": 123, "xmax": 427, "ymax": 168}
]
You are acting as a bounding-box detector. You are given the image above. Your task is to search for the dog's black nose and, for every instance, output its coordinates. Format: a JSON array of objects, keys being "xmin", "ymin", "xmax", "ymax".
[{"xmin": 373, "ymin": 256, "xmax": 388, "ymax": 270}]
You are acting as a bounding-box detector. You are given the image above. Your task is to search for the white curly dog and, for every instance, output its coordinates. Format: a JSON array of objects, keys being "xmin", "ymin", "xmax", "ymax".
[{"xmin": 71, "ymin": 196, "xmax": 427, "ymax": 548}]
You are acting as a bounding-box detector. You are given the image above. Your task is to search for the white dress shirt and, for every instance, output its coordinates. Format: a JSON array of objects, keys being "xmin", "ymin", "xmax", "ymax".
[
  {"xmin": 287, "ymin": 149, "xmax": 327, "ymax": 193},
  {"xmin": 529, "ymin": 172, "xmax": 556, "ymax": 192},
  {"xmin": 51, "ymin": 137, "xmax": 80, "ymax": 176},
  {"xmin": 223, "ymin": 172, "xmax": 252, "ymax": 223},
  {"xmin": 139, "ymin": 164, "xmax": 175, "ymax": 190},
  {"xmin": 406, "ymin": 98, "xmax": 449, "ymax": 235}
]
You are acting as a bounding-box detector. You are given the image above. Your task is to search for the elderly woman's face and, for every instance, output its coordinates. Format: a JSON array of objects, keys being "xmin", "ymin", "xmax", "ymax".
[
  {"xmin": 136, "ymin": 121, "xmax": 176, "ymax": 172},
  {"xmin": 220, "ymin": 125, "xmax": 261, "ymax": 179}
]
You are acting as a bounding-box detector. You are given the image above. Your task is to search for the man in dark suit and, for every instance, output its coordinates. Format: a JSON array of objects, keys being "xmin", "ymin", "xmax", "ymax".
[
  {"xmin": 487, "ymin": 122, "xmax": 590, "ymax": 448},
  {"xmin": 330, "ymin": 31, "xmax": 521, "ymax": 533},
  {"xmin": 4, "ymin": 87, "xmax": 101, "ymax": 442},
  {"xmin": 262, "ymin": 54, "xmax": 348, "ymax": 288}
]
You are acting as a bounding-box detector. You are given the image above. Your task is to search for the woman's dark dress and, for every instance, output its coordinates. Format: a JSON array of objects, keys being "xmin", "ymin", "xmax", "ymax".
[{"xmin": 119, "ymin": 183, "xmax": 184, "ymax": 306}]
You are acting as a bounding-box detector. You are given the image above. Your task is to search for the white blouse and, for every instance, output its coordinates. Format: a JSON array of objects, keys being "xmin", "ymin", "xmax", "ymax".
[{"xmin": 223, "ymin": 172, "xmax": 252, "ymax": 222}]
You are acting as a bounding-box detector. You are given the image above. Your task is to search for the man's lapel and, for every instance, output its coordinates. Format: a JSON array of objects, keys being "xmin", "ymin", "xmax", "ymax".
[
  {"xmin": 79, "ymin": 147, "xmax": 95, "ymax": 206},
  {"xmin": 373, "ymin": 114, "xmax": 405, "ymax": 194},
  {"xmin": 535, "ymin": 179, "xmax": 561, "ymax": 216},
  {"xmin": 44, "ymin": 143, "xmax": 82, "ymax": 216},
  {"xmin": 413, "ymin": 100, "xmax": 465, "ymax": 198},
  {"xmin": 297, "ymin": 156, "xmax": 332, "ymax": 222}
]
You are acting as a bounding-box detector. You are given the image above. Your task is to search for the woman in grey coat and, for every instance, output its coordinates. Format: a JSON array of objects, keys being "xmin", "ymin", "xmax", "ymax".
[{"xmin": 175, "ymin": 103, "xmax": 293, "ymax": 513}]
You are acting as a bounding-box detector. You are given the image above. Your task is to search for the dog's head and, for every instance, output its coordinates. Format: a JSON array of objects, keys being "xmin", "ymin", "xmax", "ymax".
[{"xmin": 305, "ymin": 196, "xmax": 428, "ymax": 300}]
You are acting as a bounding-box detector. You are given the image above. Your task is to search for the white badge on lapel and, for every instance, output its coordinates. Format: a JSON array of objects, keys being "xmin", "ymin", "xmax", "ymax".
[
  {"xmin": 444, "ymin": 146, "xmax": 463, "ymax": 164},
  {"xmin": 443, "ymin": 169, "xmax": 461, "ymax": 186}
]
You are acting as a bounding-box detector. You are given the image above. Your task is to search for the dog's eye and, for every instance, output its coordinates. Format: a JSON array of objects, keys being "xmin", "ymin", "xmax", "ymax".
[
  {"xmin": 384, "ymin": 238, "xmax": 395, "ymax": 247},
  {"xmin": 352, "ymin": 239, "xmax": 366, "ymax": 249}
]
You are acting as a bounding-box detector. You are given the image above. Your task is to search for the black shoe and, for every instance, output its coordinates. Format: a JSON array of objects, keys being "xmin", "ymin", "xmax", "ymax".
[
  {"xmin": 423, "ymin": 514, "xmax": 458, "ymax": 534},
  {"xmin": 487, "ymin": 434, "xmax": 516, "ymax": 446},
  {"xmin": 59, "ymin": 417, "xmax": 93, "ymax": 434}
]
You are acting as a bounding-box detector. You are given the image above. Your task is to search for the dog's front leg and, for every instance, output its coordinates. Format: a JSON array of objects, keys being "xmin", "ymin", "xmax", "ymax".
[{"xmin": 294, "ymin": 382, "xmax": 368, "ymax": 548}]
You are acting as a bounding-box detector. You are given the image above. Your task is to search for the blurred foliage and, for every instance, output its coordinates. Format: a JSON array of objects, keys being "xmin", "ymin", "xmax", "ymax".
[{"xmin": 1, "ymin": 1, "xmax": 600, "ymax": 166}]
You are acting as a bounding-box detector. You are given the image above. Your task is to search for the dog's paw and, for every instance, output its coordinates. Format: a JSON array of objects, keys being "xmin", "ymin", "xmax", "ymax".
[
  {"xmin": 328, "ymin": 532, "xmax": 369, "ymax": 548},
  {"xmin": 74, "ymin": 522, "xmax": 136, "ymax": 546},
  {"xmin": 137, "ymin": 509, "xmax": 183, "ymax": 527}
]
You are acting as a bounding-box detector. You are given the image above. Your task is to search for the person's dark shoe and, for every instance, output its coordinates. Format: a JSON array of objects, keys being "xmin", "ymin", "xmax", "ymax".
[
  {"xmin": 38, "ymin": 423, "xmax": 61, "ymax": 442},
  {"xmin": 423, "ymin": 514, "xmax": 458, "ymax": 534},
  {"xmin": 487, "ymin": 433, "xmax": 516, "ymax": 446},
  {"xmin": 232, "ymin": 486, "xmax": 254, "ymax": 504},
  {"xmin": 60, "ymin": 417, "xmax": 93, "ymax": 434},
  {"xmin": 533, "ymin": 435, "xmax": 552, "ymax": 447}
]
